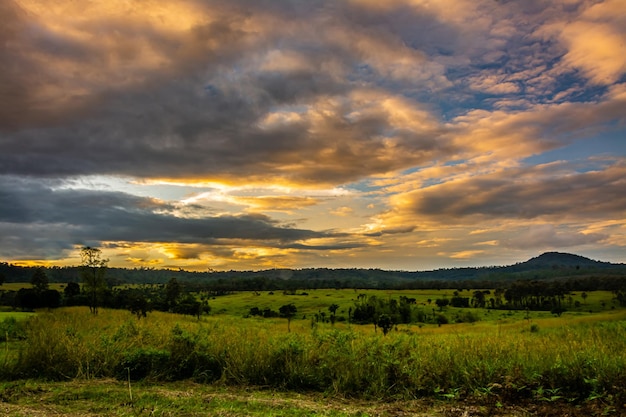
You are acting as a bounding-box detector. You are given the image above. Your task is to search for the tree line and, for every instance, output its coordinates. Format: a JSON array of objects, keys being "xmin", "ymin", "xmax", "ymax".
[
  {"xmin": 0, "ymin": 247, "xmax": 209, "ymax": 319},
  {"xmin": 2, "ymin": 248, "xmax": 625, "ymax": 320},
  {"xmin": 3, "ymin": 256, "xmax": 625, "ymax": 290}
]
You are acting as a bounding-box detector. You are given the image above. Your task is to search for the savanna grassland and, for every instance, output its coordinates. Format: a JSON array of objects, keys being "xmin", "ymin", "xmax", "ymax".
[{"xmin": 1, "ymin": 287, "xmax": 626, "ymax": 416}]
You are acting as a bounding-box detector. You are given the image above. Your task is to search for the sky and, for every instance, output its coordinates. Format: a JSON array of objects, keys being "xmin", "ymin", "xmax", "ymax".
[{"xmin": 1, "ymin": 0, "xmax": 625, "ymax": 272}]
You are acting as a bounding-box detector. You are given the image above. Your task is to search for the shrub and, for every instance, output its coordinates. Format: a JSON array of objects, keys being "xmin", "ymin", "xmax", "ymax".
[
  {"xmin": 435, "ymin": 313, "xmax": 449, "ymax": 326},
  {"xmin": 116, "ymin": 348, "xmax": 170, "ymax": 381},
  {"xmin": 0, "ymin": 317, "xmax": 27, "ymax": 342},
  {"xmin": 455, "ymin": 311, "xmax": 480, "ymax": 323},
  {"xmin": 167, "ymin": 324, "xmax": 222, "ymax": 382}
]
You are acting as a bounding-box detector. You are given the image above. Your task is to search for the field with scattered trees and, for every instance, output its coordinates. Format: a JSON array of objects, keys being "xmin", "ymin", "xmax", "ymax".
[{"xmin": 1, "ymin": 250, "xmax": 626, "ymax": 416}]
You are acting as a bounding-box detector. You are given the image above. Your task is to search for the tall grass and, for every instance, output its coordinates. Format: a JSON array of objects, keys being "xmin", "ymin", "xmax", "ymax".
[{"xmin": 3, "ymin": 307, "xmax": 625, "ymax": 405}]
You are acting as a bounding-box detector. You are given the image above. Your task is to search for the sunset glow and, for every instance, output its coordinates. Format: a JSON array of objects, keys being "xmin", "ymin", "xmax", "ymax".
[{"xmin": 2, "ymin": 0, "xmax": 625, "ymax": 271}]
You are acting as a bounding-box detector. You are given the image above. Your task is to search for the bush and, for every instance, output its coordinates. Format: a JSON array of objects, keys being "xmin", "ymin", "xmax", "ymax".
[
  {"xmin": 0, "ymin": 317, "xmax": 27, "ymax": 342},
  {"xmin": 455, "ymin": 311, "xmax": 480, "ymax": 324},
  {"xmin": 116, "ymin": 348, "xmax": 170, "ymax": 381},
  {"xmin": 435, "ymin": 313, "xmax": 449, "ymax": 326},
  {"xmin": 168, "ymin": 324, "xmax": 222, "ymax": 382}
]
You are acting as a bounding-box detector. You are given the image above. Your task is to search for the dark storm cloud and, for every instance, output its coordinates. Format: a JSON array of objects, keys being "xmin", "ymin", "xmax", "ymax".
[
  {"xmin": 0, "ymin": 80, "xmax": 447, "ymax": 184},
  {"xmin": 0, "ymin": 176, "xmax": 329, "ymax": 259}
]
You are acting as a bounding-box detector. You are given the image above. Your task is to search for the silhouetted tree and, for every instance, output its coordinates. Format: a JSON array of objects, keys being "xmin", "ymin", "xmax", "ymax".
[
  {"xmin": 450, "ymin": 296, "xmax": 470, "ymax": 308},
  {"xmin": 165, "ymin": 277, "xmax": 182, "ymax": 311},
  {"xmin": 435, "ymin": 313, "xmax": 449, "ymax": 327},
  {"xmin": 581, "ymin": 292, "xmax": 588, "ymax": 305},
  {"xmin": 80, "ymin": 246, "xmax": 108, "ymax": 315},
  {"xmin": 328, "ymin": 303, "xmax": 339, "ymax": 324},
  {"xmin": 31, "ymin": 268, "xmax": 49, "ymax": 293},
  {"xmin": 279, "ymin": 303, "xmax": 297, "ymax": 332},
  {"xmin": 42, "ymin": 289, "xmax": 61, "ymax": 309},
  {"xmin": 472, "ymin": 290, "xmax": 486, "ymax": 308},
  {"xmin": 377, "ymin": 314, "xmax": 393, "ymax": 335},
  {"xmin": 435, "ymin": 298, "xmax": 449, "ymax": 311},
  {"xmin": 128, "ymin": 291, "xmax": 150, "ymax": 319},
  {"xmin": 174, "ymin": 294, "xmax": 209, "ymax": 320},
  {"xmin": 64, "ymin": 281, "xmax": 81, "ymax": 305},
  {"xmin": 15, "ymin": 288, "xmax": 39, "ymax": 311},
  {"xmin": 614, "ymin": 290, "xmax": 626, "ymax": 307}
]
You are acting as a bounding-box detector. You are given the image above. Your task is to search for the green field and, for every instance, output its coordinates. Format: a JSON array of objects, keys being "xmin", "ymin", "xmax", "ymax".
[
  {"xmin": 0, "ymin": 311, "xmax": 35, "ymax": 320},
  {"xmin": 0, "ymin": 282, "xmax": 67, "ymax": 292},
  {"xmin": 207, "ymin": 288, "xmax": 616, "ymax": 319}
]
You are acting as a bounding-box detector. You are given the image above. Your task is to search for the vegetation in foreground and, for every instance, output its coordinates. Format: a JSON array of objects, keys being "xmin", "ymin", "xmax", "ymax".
[
  {"xmin": 1, "ymin": 305, "xmax": 625, "ymax": 415},
  {"xmin": 0, "ymin": 378, "xmax": 617, "ymax": 417}
]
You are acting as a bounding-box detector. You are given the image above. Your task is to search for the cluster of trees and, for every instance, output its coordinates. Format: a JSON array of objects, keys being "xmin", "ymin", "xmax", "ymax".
[
  {"xmin": 1, "ymin": 248, "xmax": 210, "ymax": 320},
  {"xmin": 342, "ymin": 279, "xmax": 625, "ymax": 334},
  {"xmin": 248, "ymin": 304, "xmax": 298, "ymax": 331},
  {"xmin": 350, "ymin": 294, "xmax": 447, "ymax": 334},
  {"xmin": 614, "ymin": 290, "xmax": 626, "ymax": 307},
  {"xmin": 11, "ymin": 268, "xmax": 62, "ymax": 310},
  {"xmin": 503, "ymin": 281, "xmax": 567, "ymax": 310}
]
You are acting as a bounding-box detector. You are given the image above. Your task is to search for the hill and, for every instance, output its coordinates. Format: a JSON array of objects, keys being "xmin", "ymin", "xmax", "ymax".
[{"xmin": 504, "ymin": 251, "xmax": 612, "ymax": 271}]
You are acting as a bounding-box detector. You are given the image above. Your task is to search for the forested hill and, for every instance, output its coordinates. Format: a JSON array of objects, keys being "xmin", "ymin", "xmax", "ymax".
[
  {"xmin": 502, "ymin": 252, "xmax": 613, "ymax": 271},
  {"xmin": 1, "ymin": 252, "xmax": 624, "ymax": 289}
]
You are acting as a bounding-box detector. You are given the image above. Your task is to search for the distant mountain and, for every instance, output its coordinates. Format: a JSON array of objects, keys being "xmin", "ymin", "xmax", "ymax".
[{"xmin": 509, "ymin": 252, "xmax": 612, "ymax": 269}]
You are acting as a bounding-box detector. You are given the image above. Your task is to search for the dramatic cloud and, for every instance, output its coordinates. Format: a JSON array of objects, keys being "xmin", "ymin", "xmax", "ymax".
[
  {"xmin": 389, "ymin": 161, "xmax": 626, "ymax": 222},
  {"xmin": 1, "ymin": 0, "xmax": 625, "ymax": 269},
  {"xmin": 500, "ymin": 224, "xmax": 606, "ymax": 251},
  {"xmin": 0, "ymin": 176, "xmax": 338, "ymax": 263}
]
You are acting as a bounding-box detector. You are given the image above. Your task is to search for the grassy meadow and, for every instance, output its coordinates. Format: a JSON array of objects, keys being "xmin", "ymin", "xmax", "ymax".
[
  {"xmin": 207, "ymin": 288, "xmax": 616, "ymax": 319},
  {"xmin": 0, "ymin": 282, "xmax": 67, "ymax": 292},
  {"xmin": 1, "ymin": 287, "xmax": 625, "ymax": 415}
]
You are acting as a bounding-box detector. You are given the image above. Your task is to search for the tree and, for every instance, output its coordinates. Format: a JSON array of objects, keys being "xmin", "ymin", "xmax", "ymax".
[
  {"xmin": 279, "ymin": 303, "xmax": 297, "ymax": 332},
  {"xmin": 377, "ymin": 314, "xmax": 393, "ymax": 335},
  {"xmin": 64, "ymin": 281, "xmax": 80, "ymax": 298},
  {"xmin": 551, "ymin": 306, "xmax": 566, "ymax": 317},
  {"xmin": 165, "ymin": 277, "xmax": 181, "ymax": 310},
  {"xmin": 128, "ymin": 292, "xmax": 151, "ymax": 319},
  {"xmin": 472, "ymin": 290, "xmax": 486, "ymax": 308},
  {"xmin": 328, "ymin": 303, "xmax": 339, "ymax": 325},
  {"xmin": 80, "ymin": 246, "xmax": 108, "ymax": 315},
  {"xmin": 174, "ymin": 294, "xmax": 209, "ymax": 320},
  {"xmin": 614, "ymin": 290, "xmax": 626, "ymax": 307},
  {"xmin": 31, "ymin": 268, "xmax": 49, "ymax": 293},
  {"xmin": 435, "ymin": 298, "xmax": 449, "ymax": 311},
  {"xmin": 15, "ymin": 288, "xmax": 39, "ymax": 311},
  {"xmin": 435, "ymin": 313, "xmax": 449, "ymax": 327},
  {"xmin": 41, "ymin": 289, "xmax": 61, "ymax": 309},
  {"xmin": 581, "ymin": 292, "xmax": 588, "ymax": 305}
]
